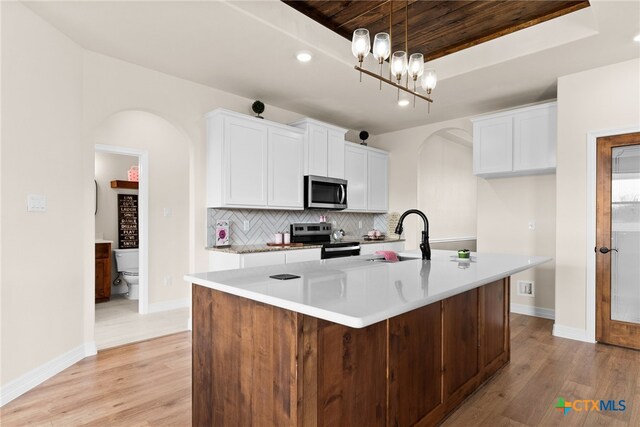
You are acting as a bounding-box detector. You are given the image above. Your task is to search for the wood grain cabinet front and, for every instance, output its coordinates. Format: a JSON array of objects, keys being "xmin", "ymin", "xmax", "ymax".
[
  {"xmin": 95, "ymin": 242, "xmax": 111, "ymax": 303},
  {"xmin": 193, "ymin": 278, "xmax": 510, "ymax": 427}
]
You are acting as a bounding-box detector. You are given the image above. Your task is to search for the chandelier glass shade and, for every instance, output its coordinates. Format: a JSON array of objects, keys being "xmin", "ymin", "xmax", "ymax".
[
  {"xmin": 422, "ymin": 68, "xmax": 437, "ymax": 94},
  {"xmin": 351, "ymin": 29, "xmax": 370, "ymax": 64},
  {"xmin": 373, "ymin": 32, "xmax": 391, "ymax": 63},
  {"xmin": 391, "ymin": 51, "xmax": 408, "ymax": 82}
]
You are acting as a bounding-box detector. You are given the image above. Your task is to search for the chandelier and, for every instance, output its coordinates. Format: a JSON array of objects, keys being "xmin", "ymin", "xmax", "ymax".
[{"xmin": 351, "ymin": 1, "xmax": 437, "ymax": 111}]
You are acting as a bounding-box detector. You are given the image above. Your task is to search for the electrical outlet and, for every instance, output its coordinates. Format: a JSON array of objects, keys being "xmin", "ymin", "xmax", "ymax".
[
  {"xmin": 27, "ymin": 194, "xmax": 47, "ymax": 212},
  {"xmin": 243, "ymin": 220, "xmax": 250, "ymax": 231},
  {"xmin": 517, "ymin": 280, "xmax": 535, "ymax": 297},
  {"xmin": 164, "ymin": 275, "xmax": 172, "ymax": 286},
  {"xmin": 358, "ymin": 220, "xmax": 362, "ymax": 229},
  {"xmin": 163, "ymin": 207, "xmax": 172, "ymax": 217},
  {"xmin": 332, "ymin": 220, "xmax": 337, "ymax": 228},
  {"xmin": 528, "ymin": 221, "xmax": 536, "ymax": 231}
]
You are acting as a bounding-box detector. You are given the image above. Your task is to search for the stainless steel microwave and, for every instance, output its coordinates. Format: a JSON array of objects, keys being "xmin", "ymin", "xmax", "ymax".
[{"xmin": 304, "ymin": 175, "xmax": 347, "ymax": 210}]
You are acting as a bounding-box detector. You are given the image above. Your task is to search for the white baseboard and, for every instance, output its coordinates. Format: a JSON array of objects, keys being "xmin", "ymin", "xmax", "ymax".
[
  {"xmin": 0, "ymin": 342, "xmax": 94, "ymax": 407},
  {"xmin": 84, "ymin": 341, "xmax": 97, "ymax": 357},
  {"xmin": 148, "ymin": 297, "xmax": 190, "ymax": 314},
  {"xmin": 510, "ymin": 303, "xmax": 555, "ymax": 320},
  {"xmin": 552, "ymin": 324, "xmax": 596, "ymax": 343}
]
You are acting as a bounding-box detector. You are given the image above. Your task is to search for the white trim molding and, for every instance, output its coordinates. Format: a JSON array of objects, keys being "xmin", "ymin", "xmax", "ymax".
[
  {"xmin": 510, "ymin": 303, "xmax": 555, "ymax": 320},
  {"xmin": 585, "ymin": 126, "xmax": 640, "ymax": 344},
  {"xmin": 430, "ymin": 236, "xmax": 477, "ymax": 243},
  {"xmin": 148, "ymin": 298, "xmax": 190, "ymax": 314},
  {"xmin": 552, "ymin": 324, "xmax": 596, "ymax": 343},
  {"xmin": 0, "ymin": 343, "xmax": 95, "ymax": 407}
]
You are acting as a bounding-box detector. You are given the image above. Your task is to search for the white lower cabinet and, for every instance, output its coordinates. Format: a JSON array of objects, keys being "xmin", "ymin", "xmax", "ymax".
[
  {"xmin": 241, "ymin": 252, "xmax": 286, "ymax": 268},
  {"xmin": 285, "ymin": 248, "xmax": 322, "ymax": 264},
  {"xmin": 209, "ymin": 248, "xmax": 322, "ymax": 272},
  {"xmin": 208, "ymin": 244, "xmax": 405, "ymax": 272}
]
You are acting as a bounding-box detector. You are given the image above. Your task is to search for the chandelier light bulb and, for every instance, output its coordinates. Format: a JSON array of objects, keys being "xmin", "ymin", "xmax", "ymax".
[
  {"xmin": 373, "ymin": 33, "xmax": 391, "ymax": 63},
  {"xmin": 351, "ymin": 29, "xmax": 371, "ymax": 63},
  {"xmin": 391, "ymin": 51, "xmax": 408, "ymax": 81},
  {"xmin": 421, "ymin": 68, "xmax": 437, "ymax": 94},
  {"xmin": 408, "ymin": 53, "xmax": 424, "ymax": 81}
]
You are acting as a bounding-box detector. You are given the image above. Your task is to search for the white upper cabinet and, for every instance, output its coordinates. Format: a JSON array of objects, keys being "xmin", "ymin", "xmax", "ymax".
[
  {"xmin": 268, "ymin": 127, "xmax": 304, "ymax": 208},
  {"xmin": 472, "ymin": 101, "xmax": 557, "ymax": 178},
  {"xmin": 223, "ymin": 116, "xmax": 268, "ymax": 206},
  {"xmin": 367, "ymin": 150, "xmax": 389, "ymax": 212},
  {"xmin": 308, "ymin": 124, "xmax": 329, "ymax": 176},
  {"xmin": 206, "ymin": 109, "xmax": 304, "ymax": 209},
  {"xmin": 290, "ymin": 118, "xmax": 348, "ymax": 179},
  {"xmin": 344, "ymin": 144, "xmax": 368, "ymax": 211},
  {"xmin": 327, "ymin": 130, "xmax": 346, "ymax": 179},
  {"xmin": 473, "ymin": 116, "xmax": 512, "ymax": 175},
  {"xmin": 513, "ymin": 104, "xmax": 557, "ymax": 172},
  {"xmin": 344, "ymin": 143, "xmax": 389, "ymax": 213}
]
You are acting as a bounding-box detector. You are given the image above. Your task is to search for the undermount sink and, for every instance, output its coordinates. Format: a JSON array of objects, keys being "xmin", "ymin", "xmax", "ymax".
[{"xmin": 365, "ymin": 255, "xmax": 420, "ymax": 263}]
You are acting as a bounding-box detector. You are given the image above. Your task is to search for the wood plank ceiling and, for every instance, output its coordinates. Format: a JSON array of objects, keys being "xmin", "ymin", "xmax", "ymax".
[{"xmin": 283, "ymin": 1, "xmax": 590, "ymax": 61}]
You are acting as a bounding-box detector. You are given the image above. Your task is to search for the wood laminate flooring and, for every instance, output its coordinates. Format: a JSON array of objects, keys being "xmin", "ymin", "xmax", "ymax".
[{"xmin": 2, "ymin": 314, "xmax": 639, "ymax": 426}]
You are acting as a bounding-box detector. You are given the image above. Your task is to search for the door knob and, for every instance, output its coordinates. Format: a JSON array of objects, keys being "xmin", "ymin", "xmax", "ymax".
[{"xmin": 598, "ymin": 246, "xmax": 618, "ymax": 254}]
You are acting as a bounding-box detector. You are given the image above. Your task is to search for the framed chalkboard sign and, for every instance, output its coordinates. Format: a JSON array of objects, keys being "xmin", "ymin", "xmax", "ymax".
[{"xmin": 118, "ymin": 194, "xmax": 139, "ymax": 249}]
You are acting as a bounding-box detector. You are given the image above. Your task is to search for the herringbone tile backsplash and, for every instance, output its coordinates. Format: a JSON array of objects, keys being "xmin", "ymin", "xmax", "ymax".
[{"xmin": 207, "ymin": 208, "xmax": 388, "ymax": 246}]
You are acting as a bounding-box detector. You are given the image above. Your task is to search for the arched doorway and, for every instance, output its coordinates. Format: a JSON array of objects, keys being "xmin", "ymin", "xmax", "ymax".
[
  {"xmin": 417, "ymin": 128, "xmax": 477, "ymax": 248},
  {"xmin": 91, "ymin": 110, "xmax": 192, "ymax": 349}
]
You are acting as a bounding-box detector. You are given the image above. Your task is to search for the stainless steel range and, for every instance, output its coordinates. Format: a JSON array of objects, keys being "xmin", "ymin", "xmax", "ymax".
[{"xmin": 290, "ymin": 223, "xmax": 360, "ymax": 259}]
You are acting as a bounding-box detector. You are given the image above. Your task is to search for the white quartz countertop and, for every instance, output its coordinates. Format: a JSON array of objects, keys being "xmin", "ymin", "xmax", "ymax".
[{"xmin": 185, "ymin": 250, "xmax": 551, "ymax": 328}]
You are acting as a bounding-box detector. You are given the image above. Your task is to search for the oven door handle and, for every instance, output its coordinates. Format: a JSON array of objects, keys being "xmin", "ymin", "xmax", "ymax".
[{"xmin": 324, "ymin": 246, "xmax": 360, "ymax": 252}]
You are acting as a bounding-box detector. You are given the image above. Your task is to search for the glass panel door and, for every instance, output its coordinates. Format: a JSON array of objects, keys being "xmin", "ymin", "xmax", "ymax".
[{"xmin": 610, "ymin": 145, "xmax": 640, "ymax": 324}]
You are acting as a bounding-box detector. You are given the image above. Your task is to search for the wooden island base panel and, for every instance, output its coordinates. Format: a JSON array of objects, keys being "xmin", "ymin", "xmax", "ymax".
[{"xmin": 192, "ymin": 278, "xmax": 510, "ymax": 427}]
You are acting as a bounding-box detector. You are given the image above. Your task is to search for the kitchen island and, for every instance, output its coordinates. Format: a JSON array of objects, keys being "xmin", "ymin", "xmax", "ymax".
[{"xmin": 186, "ymin": 250, "xmax": 550, "ymax": 426}]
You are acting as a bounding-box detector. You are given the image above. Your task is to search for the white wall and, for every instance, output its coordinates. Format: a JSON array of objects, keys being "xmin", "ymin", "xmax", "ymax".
[
  {"xmin": 372, "ymin": 117, "xmax": 475, "ymax": 249},
  {"xmin": 418, "ymin": 134, "xmax": 477, "ymax": 239},
  {"xmin": 477, "ymin": 175, "xmax": 556, "ymax": 312},
  {"xmin": 1, "ymin": 2, "xmax": 85, "ymax": 386},
  {"xmin": 555, "ymin": 58, "xmax": 640, "ymax": 332},
  {"xmin": 2, "ymin": 2, "xmax": 326, "ymax": 398}
]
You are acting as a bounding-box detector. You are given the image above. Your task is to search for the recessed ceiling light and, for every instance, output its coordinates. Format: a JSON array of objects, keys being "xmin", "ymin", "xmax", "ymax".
[
  {"xmin": 634, "ymin": 33, "xmax": 640, "ymax": 42},
  {"xmin": 398, "ymin": 99, "xmax": 410, "ymax": 107},
  {"xmin": 296, "ymin": 52, "xmax": 312, "ymax": 62}
]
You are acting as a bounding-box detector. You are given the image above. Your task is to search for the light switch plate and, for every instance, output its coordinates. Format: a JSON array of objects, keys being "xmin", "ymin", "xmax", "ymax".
[
  {"xmin": 27, "ymin": 194, "xmax": 46, "ymax": 212},
  {"xmin": 163, "ymin": 207, "xmax": 172, "ymax": 217}
]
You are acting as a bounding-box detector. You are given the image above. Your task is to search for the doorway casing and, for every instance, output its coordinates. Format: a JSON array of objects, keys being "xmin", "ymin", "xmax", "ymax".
[
  {"xmin": 584, "ymin": 125, "xmax": 640, "ymax": 343},
  {"xmin": 95, "ymin": 144, "xmax": 149, "ymax": 314}
]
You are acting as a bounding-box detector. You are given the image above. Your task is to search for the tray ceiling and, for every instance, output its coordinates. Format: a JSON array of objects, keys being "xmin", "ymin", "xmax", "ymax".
[{"xmin": 283, "ymin": 0, "xmax": 590, "ymax": 61}]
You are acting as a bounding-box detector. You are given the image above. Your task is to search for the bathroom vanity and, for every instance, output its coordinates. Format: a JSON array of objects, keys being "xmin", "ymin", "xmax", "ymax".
[
  {"xmin": 94, "ymin": 241, "xmax": 112, "ymax": 303},
  {"xmin": 186, "ymin": 250, "xmax": 550, "ymax": 426}
]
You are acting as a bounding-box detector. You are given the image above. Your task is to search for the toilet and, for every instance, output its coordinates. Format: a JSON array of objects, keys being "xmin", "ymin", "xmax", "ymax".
[{"xmin": 113, "ymin": 248, "xmax": 139, "ymax": 300}]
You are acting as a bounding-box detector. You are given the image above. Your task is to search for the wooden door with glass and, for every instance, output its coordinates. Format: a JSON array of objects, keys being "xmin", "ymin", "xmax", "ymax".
[{"xmin": 596, "ymin": 132, "xmax": 640, "ymax": 350}]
